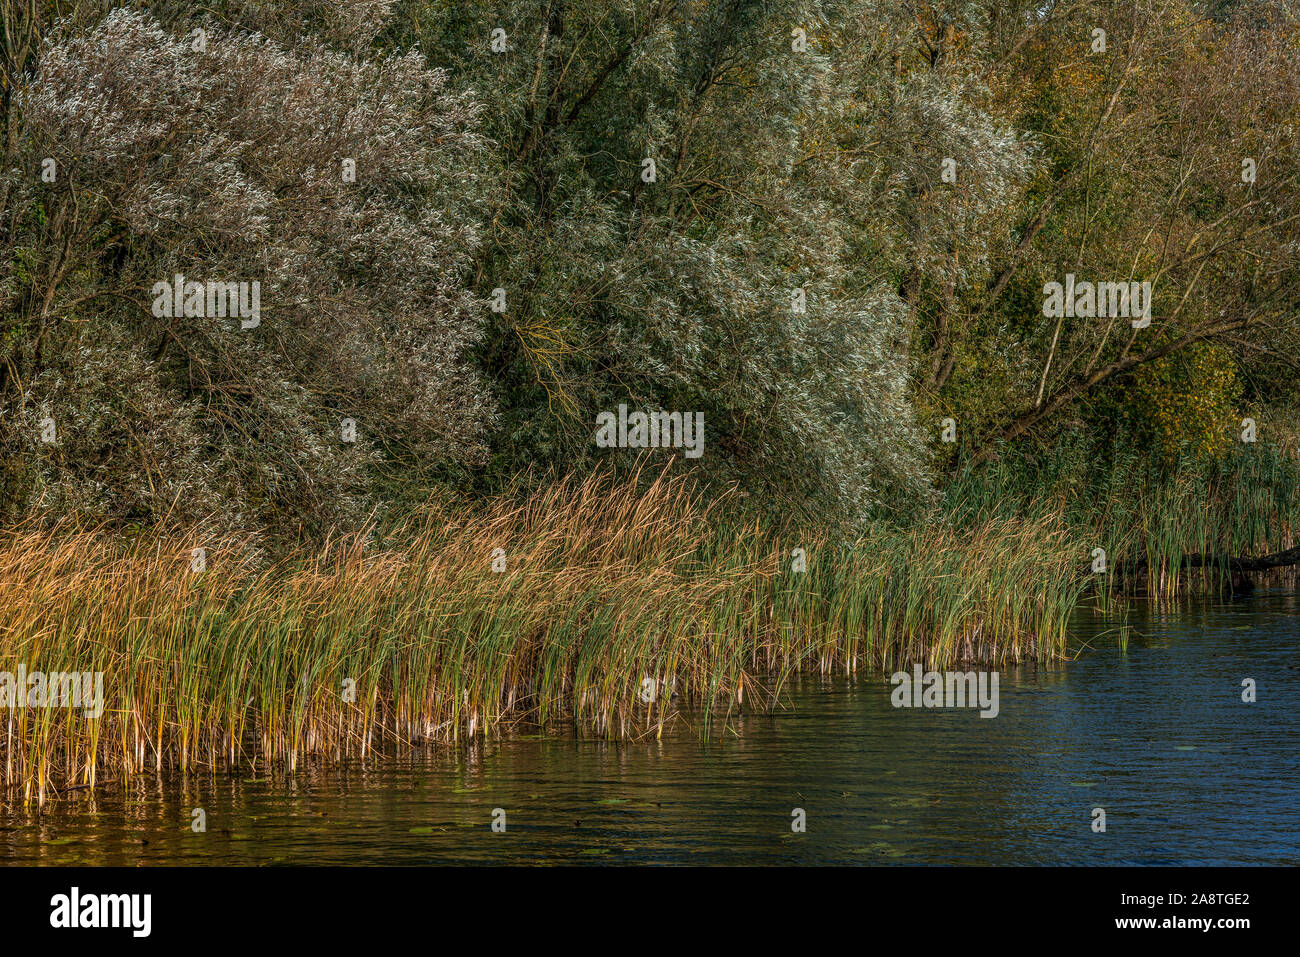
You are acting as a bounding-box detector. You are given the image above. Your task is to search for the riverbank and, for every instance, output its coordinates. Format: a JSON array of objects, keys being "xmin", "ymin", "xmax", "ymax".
[
  {"xmin": 5, "ymin": 590, "xmax": 1297, "ymax": 865},
  {"xmin": 2, "ymin": 450, "xmax": 1297, "ymax": 804}
]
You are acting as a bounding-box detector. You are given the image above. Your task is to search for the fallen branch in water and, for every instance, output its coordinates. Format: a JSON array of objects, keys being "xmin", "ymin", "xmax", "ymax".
[{"xmin": 1106, "ymin": 543, "xmax": 1300, "ymax": 576}]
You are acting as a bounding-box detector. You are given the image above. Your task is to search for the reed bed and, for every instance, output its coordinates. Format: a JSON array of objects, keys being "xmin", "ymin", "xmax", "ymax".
[
  {"xmin": 943, "ymin": 444, "xmax": 1300, "ymax": 600},
  {"xmin": 1, "ymin": 467, "xmax": 1085, "ymax": 803}
]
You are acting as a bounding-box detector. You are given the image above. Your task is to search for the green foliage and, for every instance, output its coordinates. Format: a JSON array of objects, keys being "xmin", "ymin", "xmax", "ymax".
[
  {"xmin": 382, "ymin": 0, "xmax": 939, "ymax": 521},
  {"xmin": 1, "ymin": 0, "xmax": 1298, "ymax": 537},
  {"xmin": 943, "ymin": 432, "xmax": 1300, "ymax": 595}
]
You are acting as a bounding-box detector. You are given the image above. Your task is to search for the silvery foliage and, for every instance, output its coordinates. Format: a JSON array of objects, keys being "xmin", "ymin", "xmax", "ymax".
[
  {"xmin": 786, "ymin": 1, "xmax": 1039, "ymax": 497},
  {"xmin": 423, "ymin": 0, "xmax": 991, "ymax": 520},
  {"xmin": 829, "ymin": 2, "xmax": 1041, "ymax": 403},
  {"xmin": 859, "ymin": 71, "xmax": 1037, "ymax": 289},
  {"xmin": 600, "ymin": 2, "xmax": 934, "ymax": 519},
  {"xmin": 1, "ymin": 9, "xmax": 492, "ymax": 532}
]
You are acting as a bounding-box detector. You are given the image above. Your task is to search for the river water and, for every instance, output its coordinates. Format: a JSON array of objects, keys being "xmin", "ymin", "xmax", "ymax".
[{"xmin": 3, "ymin": 591, "xmax": 1297, "ymax": 865}]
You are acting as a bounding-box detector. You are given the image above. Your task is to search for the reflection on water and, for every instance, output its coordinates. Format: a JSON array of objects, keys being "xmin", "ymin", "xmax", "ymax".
[{"xmin": 3, "ymin": 591, "xmax": 1298, "ymax": 865}]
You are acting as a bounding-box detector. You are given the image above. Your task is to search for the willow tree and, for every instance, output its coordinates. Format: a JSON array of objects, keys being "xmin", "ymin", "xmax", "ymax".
[
  {"xmin": 0, "ymin": 8, "xmax": 492, "ymax": 534},
  {"xmin": 388, "ymin": 0, "xmax": 950, "ymax": 522}
]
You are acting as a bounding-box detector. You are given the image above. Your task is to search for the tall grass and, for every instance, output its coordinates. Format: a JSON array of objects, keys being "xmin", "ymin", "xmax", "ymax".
[
  {"xmin": 7, "ymin": 443, "xmax": 1290, "ymax": 803},
  {"xmin": 943, "ymin": 442, "xmax": 1300, "ymax": 598},
  {"xmin": 1, "ymin": 466, "xmax": 1084, "ymax": 803}
]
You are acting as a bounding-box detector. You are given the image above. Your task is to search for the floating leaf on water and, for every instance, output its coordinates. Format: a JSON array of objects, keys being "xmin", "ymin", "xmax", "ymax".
[{"xmin": 854, "ymin": 842, "xmax": 906, "ymax": 858}]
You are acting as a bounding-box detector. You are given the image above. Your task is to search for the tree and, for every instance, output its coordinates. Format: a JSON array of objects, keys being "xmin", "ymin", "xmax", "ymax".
[
  {"xmin": 905, "ymin": 1, "xmax": 1300, "ymax": 464},
  {"xmin": 389, "ymin": 0, "xmax": 937, "ymax": 522},
  {"xmin": 1, "ymin": 9, "xmax": 493, "ymax": 534}
]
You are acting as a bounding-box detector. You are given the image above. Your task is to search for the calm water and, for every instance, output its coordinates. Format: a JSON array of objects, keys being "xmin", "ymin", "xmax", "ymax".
[{"xmin": 3, "ymin": 591, "xmax": 1298, "ymax": 865}]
